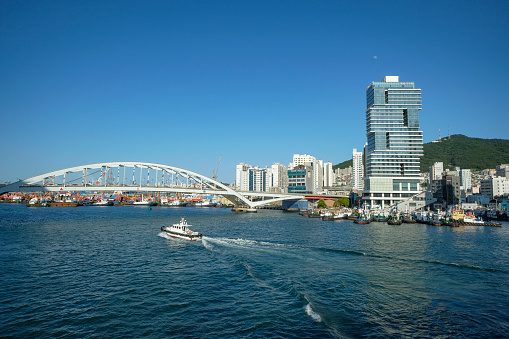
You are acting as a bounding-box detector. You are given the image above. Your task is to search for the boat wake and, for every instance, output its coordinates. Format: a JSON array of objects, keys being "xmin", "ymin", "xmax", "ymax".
[
  {"xmin": 305, "ymin": 303, "xmax": 322, "ymax": 322},
  {"xmin": 199, "ymin": 236, "xmax": 506, "ymax": 275},
  {"xmin": 202, "ymin": 236, "xmax": 286, "ymax": 248}
]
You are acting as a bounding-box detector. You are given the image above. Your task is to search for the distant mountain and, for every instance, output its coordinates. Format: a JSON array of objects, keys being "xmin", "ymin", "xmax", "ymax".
[
  {"xmin": 333, "ymin": 134, "xmax": 509, "ymax": 172},
  {"xmin": 420, "ymin": 134, "xmax": 509, "ymax": 171}
]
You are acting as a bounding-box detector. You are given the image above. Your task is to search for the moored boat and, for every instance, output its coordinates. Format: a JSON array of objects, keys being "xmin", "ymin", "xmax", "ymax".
[
  {"xmin": 26, "ymin": 197, "xmax": 48, "ymax": 207},
  {"xmin": 161, "ymin": 217, "xmax": 203, "ymax": 241},
  {"xmin": 93, "ymin": 198, "xmax": 113, "ymax": 206},
  {"xmin": 387, "ymin": 213, "xmax": 402, "ymax": 225}
]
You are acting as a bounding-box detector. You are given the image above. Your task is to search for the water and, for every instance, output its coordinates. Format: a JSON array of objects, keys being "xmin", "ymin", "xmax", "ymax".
[{"xmin": 1, "ymin": 204, "xmax": 508, "ymax": 338}]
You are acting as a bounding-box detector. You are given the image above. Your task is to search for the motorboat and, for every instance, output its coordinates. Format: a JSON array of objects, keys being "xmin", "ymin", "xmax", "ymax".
[{"xmin": 161, "ymin": 217, "xmax": 203, "ymax": 241}]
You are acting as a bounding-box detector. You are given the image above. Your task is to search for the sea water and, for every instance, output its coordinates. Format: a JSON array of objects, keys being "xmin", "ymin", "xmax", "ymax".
[{"xmin": 1, "ymin": 204, "xmax": 508, "ymax": 338}]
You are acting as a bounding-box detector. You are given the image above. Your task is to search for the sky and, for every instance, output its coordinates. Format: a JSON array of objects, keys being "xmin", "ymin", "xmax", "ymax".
[{"xmin": 1, "ymin": 0, "xmax": 508, "ymax": 183}]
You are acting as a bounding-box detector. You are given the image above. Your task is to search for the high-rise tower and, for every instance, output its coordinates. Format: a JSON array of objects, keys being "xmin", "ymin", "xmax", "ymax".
[{"xmin": 363, "ymin": 76, "xmax": 423, "ymax": 209}]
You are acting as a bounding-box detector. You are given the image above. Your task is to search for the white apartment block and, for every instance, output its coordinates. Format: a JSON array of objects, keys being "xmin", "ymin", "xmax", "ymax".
[
  {"xmin": 289, "ymin": 154, "xmax": 317, "ymax": 169},
  {"xmin": 429, "ymin": 162, "xmax": 444, "ymax": 181},
  {"xmin": 459, "ymin": 169, "xmax": 472, "ymax": 191},
  {"xmin": 236, "ymin": 162, "xmax": 289, "ymax": 193},
  {"xmin": 353, "ymin": 148, "xmax": 363, "ymax": 191},
  {"xmin": 236, "ymin": 163, "xmax": 250, "ymax": 191},
  {"xmin": 271, "ymin": 163, "xmax": 288, "ymax": 193},
  {"xmin": 323, "ymin": 161, "xmax": 334, "ymax": 188},
  {"xmin": 249, "ymin": 167, "xmax": 267, "ymax": 192}
]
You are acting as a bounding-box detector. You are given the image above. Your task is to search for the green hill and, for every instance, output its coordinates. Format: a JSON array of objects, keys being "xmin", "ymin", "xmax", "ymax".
[
  {"xmin": 332, "ymin": 159, "xmax": 352, "ymax": 170},
  {"xmin": 420, "ymin": 134, "xmax": 509, "ymax": 171},
  {"xmin": 333, "ymin": 134, "xmax": 509, "ymax": 172}
]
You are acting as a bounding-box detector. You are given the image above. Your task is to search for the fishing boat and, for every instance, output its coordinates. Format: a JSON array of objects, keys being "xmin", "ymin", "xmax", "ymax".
[
  {"xmin": 93, "ymin": 198, "xmax": 113, "ymax": 206},
  {"xmin": 322, "ymin": 211, "xmax": 345, "ymax": 221},
  {"xmin": 161, "ymin": 217, "xmax": 203, "ymax": 241},
  {"xmin": 354, "ymin": 211, "xmax": 372, "ymax": 224},
  {"xmin": 26, "ymin": 197, "xmax": 48, "ymax": 207},
  {"xmin": 387, "ymin": 213, "xmax": 403, "ymax": 225},
  {"xmin": 194, "ymin": 199, "xmax": 217, "ymax": 207},
  {"xmin": 402, "ymin": 213, "xmax": 417, "ymax": 224},
  {"xmin": 372, "ymin": 211, "xmax": 389, "ymax": 222},
  {"xmin": 133, "ymin": 195, "xmax": 158, "ymax": 206}
]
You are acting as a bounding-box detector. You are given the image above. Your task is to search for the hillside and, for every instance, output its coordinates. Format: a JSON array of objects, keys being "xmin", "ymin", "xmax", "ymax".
[
  {"xmin": 420, "ymin": 134, "xmax": 509, "ymax": 171},
  {"xmin": 333, "ymin": 134, "xmax": 509, "ymax": 172},
  {"xmin": 332, "ymin": 159, "xmax": 352, "ymax": 170}
]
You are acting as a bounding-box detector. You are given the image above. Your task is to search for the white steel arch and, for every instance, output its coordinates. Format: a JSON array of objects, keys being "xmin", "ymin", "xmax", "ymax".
[{"xmin": 0, "ymin": 162, "xmax": 305, "ymax": 208}]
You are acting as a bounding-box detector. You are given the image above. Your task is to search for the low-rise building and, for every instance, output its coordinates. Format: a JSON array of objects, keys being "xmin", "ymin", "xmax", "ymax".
[{"xmin": 288, "ymin": 165, "xmax": 314, "ymax": 194}]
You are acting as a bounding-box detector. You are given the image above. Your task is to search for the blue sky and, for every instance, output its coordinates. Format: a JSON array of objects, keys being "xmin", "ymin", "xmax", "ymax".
[{"xmin": 1, "ymin": 0, "xmax": 508, "ymax": 183}]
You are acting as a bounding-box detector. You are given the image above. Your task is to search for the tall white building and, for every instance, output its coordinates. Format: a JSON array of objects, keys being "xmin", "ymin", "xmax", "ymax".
[
  {"xmin": 249, "ymin": 166, "xmax": 268, "ymax": 192},
  {"xmin": 236, "ymin": 163, "xmax": 250, "ymax": 191},
  {"xmin": 270, "ymin": 163, "xmax": 288, "ymax": 193},
  {"xmin": 353, "ymin": 148, "xmax": 363, "ymax": 191},
  {"xmin": 323, "ymin": 161, "xmax": 334, "ymax": 188},
  {"xmin": 459, "ymin": 169, "xmax": 472, "ymax": 191},
  {"xmin": 430, "ymin": 162, "xmax": 444, "ymax": 181}
]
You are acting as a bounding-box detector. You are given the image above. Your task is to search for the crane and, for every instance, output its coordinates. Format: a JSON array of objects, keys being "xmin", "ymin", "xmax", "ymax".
[{"xmin": 212, "ymin": 155, "xmax": 222, "ymax": 181}]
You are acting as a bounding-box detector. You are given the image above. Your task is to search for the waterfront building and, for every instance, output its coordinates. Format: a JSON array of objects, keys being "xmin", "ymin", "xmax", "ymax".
[
  {"xmin": 362, "ymin": 76, "xmax": 423, "ymax": 209},
  {"xmin": 352, "ymin": 148, "xmax": 364, "ymax": 191},
  {"xmin": 323, "ymin": 161, "xmax": 334, "ymax": 188},
  {"xmin": 443, "ymin": 174, "xmax": 461, "ymax": 206},
  {"xmin": 235, "ymin": 163, "xmax": 251, "ymax": 191},
  {"xmin": 289, "ymin": 154, "xmax": 323, "ymax": 194},
  {"xmin": 237, "ymin": 162, "xmax": 289, "ymax": 193},
  {"xmin": 270, "ymin": 163, "xmax": 288, "ymax": 193},
  {"xmin": 431, "ymin": 174, "xmax": 461, "ymax": 206},
  {"xmin": 314, "ymin": 160, "xmax": 324, "ymax": 193},
  {"xmin": 248, "ymin": 166, "xmax": 268, "ymax": 192},
  {"xmin": 288, "ymin": 164, "xmax": 314, "ymax": 194},
  {"xmin": 467, "ymin": 194, "xmax": 490, "ymax": 206}
]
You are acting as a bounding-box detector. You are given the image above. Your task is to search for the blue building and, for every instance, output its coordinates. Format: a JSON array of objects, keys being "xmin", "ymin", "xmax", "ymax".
[
  {"xmin": 288, "ymin": 165, "xmax": 313, "ymax": 194},
  {"xmin": 363, "ymin": 76, "xmax": 423, "ymax": 209}
]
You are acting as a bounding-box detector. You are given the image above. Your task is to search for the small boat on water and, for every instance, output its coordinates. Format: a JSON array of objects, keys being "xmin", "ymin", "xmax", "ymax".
[
  {"xmin": 387, "ymin": 213, "xmax": 403, "ymax": 225},
  {"xmin": 26, "ymin": 197, "xmax": 48, "ymax": 207},
  {"xmin": 93, "ymin": 198, "xmax": 113, "ymax": 206},
  {"xmin": 161, "ymin": 217, "xmax": 203, "ymax": 241}
]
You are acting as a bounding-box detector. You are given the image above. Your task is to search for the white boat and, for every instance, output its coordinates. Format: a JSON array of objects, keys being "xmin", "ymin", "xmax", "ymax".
[
  {"xmin": 161, "ymin": 217, "xmax": 203, "ymax": 241},
  {"xmin": 133, "ymin": 195, "xmax": 157, "ymax": 206},
  {"xmin": 194, "ymin": 199, "xmax": 217, "ymax": 207},
  {"xmin": 93, "ymin": 198, "xmax": 113, "ymax": 206}
]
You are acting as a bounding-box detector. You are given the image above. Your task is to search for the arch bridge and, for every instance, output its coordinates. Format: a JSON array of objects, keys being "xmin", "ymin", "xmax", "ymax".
[{"xmin": 0, "ymin": 162, "xmax": 305, "ymax": 208}]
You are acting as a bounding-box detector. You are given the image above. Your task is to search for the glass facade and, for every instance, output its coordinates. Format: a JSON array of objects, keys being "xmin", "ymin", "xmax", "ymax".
[
  {"xmin": 363, "ymin": 76, "xmax": 423, "ymax": 208},
  {"xmin": 365, "ymin": 77, "xmax": 422, "ymax": 179}
]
